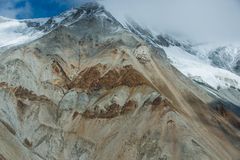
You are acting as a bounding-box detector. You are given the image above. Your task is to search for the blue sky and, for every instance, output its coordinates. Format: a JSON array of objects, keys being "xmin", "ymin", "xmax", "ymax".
[{"xmin": 0, "ymin": 0, "xmax": 93, "ymax": 19}]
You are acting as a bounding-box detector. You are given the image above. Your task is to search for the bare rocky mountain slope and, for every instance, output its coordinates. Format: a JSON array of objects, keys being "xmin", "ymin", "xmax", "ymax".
[{"xmin": 0, "ymin": 3, "xmax": 240, "ymax": 160}]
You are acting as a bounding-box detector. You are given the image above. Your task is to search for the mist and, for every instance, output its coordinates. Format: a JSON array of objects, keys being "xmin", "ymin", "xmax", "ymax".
[{"xmin": 100, "ymin": 0, "xmax": 240, "ymax": 42}]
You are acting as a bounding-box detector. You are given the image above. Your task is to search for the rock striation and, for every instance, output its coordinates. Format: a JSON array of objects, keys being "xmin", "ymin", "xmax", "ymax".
[{"xmin": 0, "ymin": 3, "xmax": 239, "ymax": 160}]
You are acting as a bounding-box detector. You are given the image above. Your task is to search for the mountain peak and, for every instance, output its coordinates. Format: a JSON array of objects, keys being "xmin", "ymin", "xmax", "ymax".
[
  {"xmin": 78, "ymin": 1, "xmax": 104, "ymax": 14},
  {"xmin": 25, "ymin": 2, "xmax": 120, "ymax": 33}
]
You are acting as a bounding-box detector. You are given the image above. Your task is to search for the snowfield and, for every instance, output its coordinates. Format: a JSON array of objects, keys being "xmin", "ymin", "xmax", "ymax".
[
  {"xmin": 163, "ymin": 46, "xmax": 240, "ymax": 90},
  {"xmin": 0, "ymin": 16, "xmax": 45, "ymax": 48}
]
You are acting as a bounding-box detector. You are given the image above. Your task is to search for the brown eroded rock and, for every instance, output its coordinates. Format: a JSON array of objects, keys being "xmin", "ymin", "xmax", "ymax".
[
  {"xmin": 82, "ymin": 100, "xmax": 138, "ymax": 119},
  {"xmin": 14, "ymin": 86, "xmax": 52, "ymax": 103},
  {"xmin": 69, "ymin": 64, "xmax": 151, "ymax": 91}
]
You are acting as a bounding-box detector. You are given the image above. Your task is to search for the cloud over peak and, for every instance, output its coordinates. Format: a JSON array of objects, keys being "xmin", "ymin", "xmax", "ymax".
[{"xmin": 102, "ymin": 0, "xmax": 240, "ymax": 42}]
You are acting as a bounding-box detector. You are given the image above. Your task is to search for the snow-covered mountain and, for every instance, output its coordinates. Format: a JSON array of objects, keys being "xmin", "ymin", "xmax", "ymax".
[
  {"xmin": 0, "ymin": 3, "xmax": 239, "ymax": 160},
  {"xmin": 162, "ymin": 41, "xmax": 240, "ymax": 90},
  {"xmin": 158, "ymin": 36, "xmax": 240, "ymax": 106},
  {"xmin": 1, "ymin": 3, "xmax": 240, "ymax": 101},
  {"xmin": 0, "ymin": 3, "xmax": 121, "ymax": 51},
  {"xmin": 1, "ymin": 2, "xmax": 240, "ymax": 105},
  {"xmin": 126, "ymin": 22, "xmax": 240, "ymax": 89},
  {"xmin": 193, "ymin": 42, "xmax": 240, "ymax": 76},
  {"xmin": 125, "ymin": 21, "xmax": 240, "ymax": 107},
  {"xmin": 0, "ymin": 9, "xmax": 81, "ymax": 50}
]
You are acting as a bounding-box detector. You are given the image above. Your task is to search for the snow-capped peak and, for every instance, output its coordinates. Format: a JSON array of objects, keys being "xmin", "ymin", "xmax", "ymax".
[{"xmin": 0, "ymin": 2, "xmax": 114, "ymax": 51}]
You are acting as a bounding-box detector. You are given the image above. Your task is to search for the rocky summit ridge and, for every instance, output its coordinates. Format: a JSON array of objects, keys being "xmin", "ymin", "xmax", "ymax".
[{"xmin": 0, "ymin": 2, "xmax": 240, "ymax": 160}]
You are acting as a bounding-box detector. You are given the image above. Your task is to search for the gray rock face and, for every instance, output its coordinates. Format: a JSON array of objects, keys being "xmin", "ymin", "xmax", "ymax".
[
  {"xmin": 208, "ymin": 47, "xmax": 234, "ymax": 70},
  {"xmin": 0, "ymin": 3, "xmax": 240, "ymax": 160}
]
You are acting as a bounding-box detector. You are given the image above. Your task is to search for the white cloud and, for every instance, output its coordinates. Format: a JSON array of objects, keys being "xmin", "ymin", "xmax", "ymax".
[
  {"xmin": 0, "ymin": 0, "xmax": 32, "ymax": 19},
  {"xmin": 101, "ymin": 0, "xmax": 240, "ymax": 42}
]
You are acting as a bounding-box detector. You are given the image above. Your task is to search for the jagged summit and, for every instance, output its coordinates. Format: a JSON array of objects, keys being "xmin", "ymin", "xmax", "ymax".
[
  {"xmin": 25, "ymin": 2, "xmax": 121, "ymax": 32},
  {"xmin": 78, "ymin": 2, "xmax": 104, "ymax": 14},
  {"xmin": 0, "ymin": 2, "xmax": 123, "ymax": 51}
]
